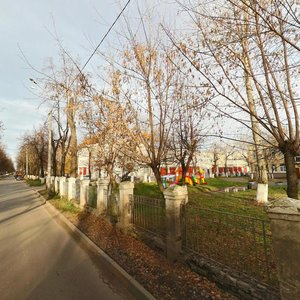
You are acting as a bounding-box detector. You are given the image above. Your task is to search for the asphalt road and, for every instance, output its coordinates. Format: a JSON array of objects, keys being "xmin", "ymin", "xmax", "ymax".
[{"xmin": 0, "ymin": 176, "xmax": 136, "ymax": 300}]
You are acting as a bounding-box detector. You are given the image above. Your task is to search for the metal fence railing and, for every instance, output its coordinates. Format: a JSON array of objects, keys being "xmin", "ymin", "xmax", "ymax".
[
  {"xmin": 130, "ymin": 195, "xmax": 166, "ymax": 237},
  {"xmin": 88, "ymin": 184, "xmax": 97, "ymax": 208},
  {"xmin": 181, "ymin": 204, "xmax": 278, "ymax": 287}
]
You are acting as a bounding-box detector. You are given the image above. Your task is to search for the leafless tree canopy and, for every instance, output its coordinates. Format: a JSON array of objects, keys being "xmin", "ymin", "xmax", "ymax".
[{"xmin": 176, "ymin": 0, "xmax": 300, "ymax": 198}]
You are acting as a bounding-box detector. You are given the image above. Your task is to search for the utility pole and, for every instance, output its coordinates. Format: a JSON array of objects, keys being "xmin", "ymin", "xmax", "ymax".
[
  {"xmin": 29, "ymin": 78, "xmax": 53, "ymax": 187},
  {"xmin": 25, "ymin": 147, "xmax": 29, "ymax": 177},
  {"xmin": 47, "ymin": 111, "xmax": 52, "ymax": 190}
]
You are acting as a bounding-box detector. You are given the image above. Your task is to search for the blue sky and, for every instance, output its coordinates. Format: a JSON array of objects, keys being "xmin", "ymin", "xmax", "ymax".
[{"xmin": 0, "ymin": 0, "xmax": 129, "ymax": 164}]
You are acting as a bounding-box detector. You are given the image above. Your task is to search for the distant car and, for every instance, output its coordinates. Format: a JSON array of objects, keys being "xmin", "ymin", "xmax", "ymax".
[{"xmin": 14, "ymin": 173, "xmax": 24, "ymax": 181}]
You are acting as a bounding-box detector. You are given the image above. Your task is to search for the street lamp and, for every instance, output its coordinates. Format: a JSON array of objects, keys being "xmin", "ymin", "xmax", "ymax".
[
  {"xmin": 25, "ymin": 147, "xmax": 28, "ymax": 177},
  {"xmin": 29, "ymin": 78, "xmax": 38, "ymax": 85}
]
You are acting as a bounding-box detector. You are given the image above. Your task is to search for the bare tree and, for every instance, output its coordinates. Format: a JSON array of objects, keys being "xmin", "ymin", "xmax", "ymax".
[
  {"xmin": 0, "ymin": 121, "xmax": 3, "ymax": 139},
  {"xmin": 96, "ymin": 29, "xmax": 179, "ymax": 191},
  {"xmin": 211, "ymin": 143, "xmax": 222, "ymax": 176},
  {"xmin": 52, "ymin": 100, "xmax": 68, "ymax": 176},
  {"xmin": 29, "ymin": 126, "xmax": 48, "ymax": 177},
  {"xmin": 0, "ymin": 144, "xmax": 14, "ymax": 174},
  {"xmin": 168, "ymin": 73, "xmax": 209, "ymax": 182},
  {"xmin": 37, "ymin": 51, "xmax": 88, "ymax": 177},
  {"xmin": 222, "ymin": 145, "xmax": 236, "ymax": 177},
  {"xmin": 17, "ymin": 126, "xmax": 48, "ymax": 177},
  {"xmin": 0, "ymin": 122, "xmax": 14, "ymax": 173},
  {"xmin": 176, "ymin": 0, "xmax": 300, "ymax": 199},
  {"xmin": 80, "ymin": 70, "xmax": 135, "ymax": 189}
]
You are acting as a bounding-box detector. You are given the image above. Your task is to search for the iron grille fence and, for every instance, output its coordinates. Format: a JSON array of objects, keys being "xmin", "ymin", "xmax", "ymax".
[
  {"xmin": 130, "ymin": 195, "xmax": 166, "ymax": 237},
  {"xmin": 88, "ymin": 184, "xmax": 97, "ymax": 208},
  {"xmin": 181, "ymin": 204, "xmax": 278, "ymax": 287}
]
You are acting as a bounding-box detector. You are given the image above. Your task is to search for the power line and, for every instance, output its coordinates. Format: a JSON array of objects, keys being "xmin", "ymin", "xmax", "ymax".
[
  {"xmin": 80, "ymin": 0, "xmax": 131, "ymax": 74},
  {"xmin": 63, "ymin": 0, "xmax": 131, "ymax": 96},
  {"xmin": 31, "ymin": 1, "xmax": 132, "ymax": 110}
]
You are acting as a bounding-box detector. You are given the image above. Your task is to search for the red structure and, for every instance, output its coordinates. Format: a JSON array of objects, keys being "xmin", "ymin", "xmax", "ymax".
[
  {"xmin": 79, "ymin": 167, "xmax": 88, "ymax": 176},
  {"xmin": 160, "ymin": 166, "xmax": 196, "ymax": 177}
]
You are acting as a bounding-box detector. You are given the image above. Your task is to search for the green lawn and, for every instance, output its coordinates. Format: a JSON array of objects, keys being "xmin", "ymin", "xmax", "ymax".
[
  {"xmin": 48, "ymin": 194, "xmax": 81, "ymax": 214},
  {"xmin": 134, "ymin": 182, "xmax": 164, "ymax": 199},
  {"xmin": 204, "ymin": 177, "xmax": 247, "ymax": 190},
  {"xmin": 133, "ymin": 178, "xmax": 283, "ymax": 285},
  {"xmin": 26, "ymin": 179, "xmax": 44, "ymax": 186},
  {"xmin": 134, "ymin": 178, "xmax": 291, "ymax": 220}
]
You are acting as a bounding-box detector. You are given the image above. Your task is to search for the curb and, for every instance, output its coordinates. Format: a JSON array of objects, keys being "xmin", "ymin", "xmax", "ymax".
[
  {"xmin": 37, "ymin": 192, "xmax": 155, "ymax": 300},
  {"xmin": 30, "ymin": 186, "xmax": 47, "ymax": 205}
]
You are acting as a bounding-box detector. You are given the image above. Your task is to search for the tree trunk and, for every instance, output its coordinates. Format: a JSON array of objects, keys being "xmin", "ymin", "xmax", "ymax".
[
  {"xmin": 151, "ymin": 164, "xmax": 164, "ymax": 193},
  {"xmin": 107, "ymin": 162, "xmax": 117, "ymax": 191},
  {"xmin": 60, "ymin": 143, "xmax": 66, "ymax": 176},
  {"xmin": 52, "ymin": 140, "xmax": 57, "ymax": 176},
  {"xmin": 52, "ymin": 150, "xmax": 57, "ymax": 177},
  {"xmin": 69, "ymin": 123, "xmax": 77, "ymax": 178},
  {"xmin": 284, "ymin": 150, "xmax": 298, "ymax": 199},
  {"xmin": 181, "ymin": 162, "xmax": 188, "ymax": 185},
  {"xmin": 88, "ymin": 149, "xmax": 92, "ymax": 180},
  {"xmin": 181, "ymin": 150, "xmax": 196, "ymax": 185},
  {"xmin": 67, "ymin": 97, "xmax": 78, "ymax": 178},
  {"xmin": 241, "ymin": 1, "xmax": 268, "ymax": 203},
  {"xmin": 213, "ymin": 164, "xmax": 217, "ymax": 175},
  {"xmin": 40, "ymin": 158, "xmax": 45, "ymax": 177}
]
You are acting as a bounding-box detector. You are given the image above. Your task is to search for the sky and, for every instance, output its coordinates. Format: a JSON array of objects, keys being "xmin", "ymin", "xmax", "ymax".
[
  {"xmin": 0, "ymin": 0, "xmax": 235, "ymax": 167},
  {"xmin": 0, "ymin": 0, "xmax": 133, "ymax": 165}
]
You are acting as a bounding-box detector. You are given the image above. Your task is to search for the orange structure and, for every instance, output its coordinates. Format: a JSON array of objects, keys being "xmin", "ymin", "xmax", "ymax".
[{"xmin": 160, "ymin": 166, "xmax": 207, "ymax": 186}]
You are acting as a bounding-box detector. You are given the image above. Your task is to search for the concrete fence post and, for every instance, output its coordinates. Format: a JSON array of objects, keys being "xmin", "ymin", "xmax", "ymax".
[
  {"xmin": 59, "ymin": 177, "xmax": 66, "ymax": 198},
  {"xmin": 46, "ymin": 175, "xmax": 51, "ymax": 190},
  {"xmin": 96, "ymin": 178, "xmax": 109, "ymax": 214},
  {"xmin": 163, "ymin": 185, "xmax": 188, "ymax": 262},
  {"xmin": 75, "ymin": 178, "xmax": 80, "ymax": 201},
  {"xmin": 54, "ymin": 177, "xmax": 60, "ymax": 194},
  {"xmin": 50, "ymin": 176, "xmax": 55, "ymax": 192},
  {"xmin": 118, "ymin": 181, "xmax": 134, "ymax": 233},
  {"xmin": 267, "ymin": 198, "xmax": 300, "ymax": 300},
  {"xmin": 63, "ymin": 178, "xmax": 69, "ymax": 199},
  {"xmin": 80, "ymin": 179, "xmax": 90, "ymax": 208},
  {"xmin": 67, "ymin": 177, "xmax": 76, "ymax": 201}
]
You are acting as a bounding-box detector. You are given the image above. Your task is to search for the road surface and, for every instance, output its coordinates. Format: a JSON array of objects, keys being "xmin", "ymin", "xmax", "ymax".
[{"xmin": 0, "ymin": 176, "xmax": 136, "ymax": 300}]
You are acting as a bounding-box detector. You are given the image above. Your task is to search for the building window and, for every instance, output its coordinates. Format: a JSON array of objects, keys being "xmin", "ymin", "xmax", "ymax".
[{"xmin": 279, "ymin": 164, "xmax": 286, "ymax": 172}]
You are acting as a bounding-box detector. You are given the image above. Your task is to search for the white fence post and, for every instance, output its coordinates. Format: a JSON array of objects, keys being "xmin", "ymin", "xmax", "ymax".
[
  {"xmin": 163, "ymin": 185, "xmax": 188, "ymax": 262},
  {"xmin": 59, "ymin": 177, "xmax": 66, "ymax": 198},
  {"xmin": 80, "ymin": 179, "xmax": 90, "ymax": 208},
  {"xmin": 67, "ymin": 177, "xmax": 76, "ymax": 201},
  {"xmin": 54, "ymin": 177, "xmax": 60, "ymax": 194},
  {"xmin": 267, "ymin": 198, "xmax": 300, "ymax": 299},
  {"xmin": 96, "ymin": 178, "xmax": 109, "ymax": 214},
  {"xmin": 118, "ymin": 181, "xmax": 134, "ymax": 233},
  {"xmin": 50, "ymin": 176, "xmax": 55, "ymax": 192}
]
